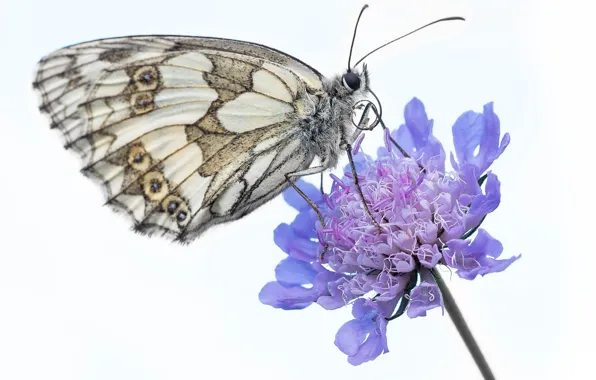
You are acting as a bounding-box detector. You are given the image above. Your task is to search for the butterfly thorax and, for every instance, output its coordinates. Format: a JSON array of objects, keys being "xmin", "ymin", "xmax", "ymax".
[{"xmin": 296, "ymin": 67, "xmax": 370, "ymax": 170}]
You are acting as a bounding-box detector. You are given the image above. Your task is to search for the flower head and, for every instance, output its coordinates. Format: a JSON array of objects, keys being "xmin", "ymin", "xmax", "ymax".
[{"xmin": 260, "ymin": 98, "xmax": 520, "ymax": 365}]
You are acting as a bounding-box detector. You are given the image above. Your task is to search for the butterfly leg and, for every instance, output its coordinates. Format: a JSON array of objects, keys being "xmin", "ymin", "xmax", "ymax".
[
  {"xmin": 342, "ymin": 142, "xmax": 384, "ymax": 233},
  {"xmin": 285, "ymin": 165, "xmax": 330, "ymax": 261},
  {"xmin": 319, "ymin": 172, "xmax": 325, "ymax": 196}
]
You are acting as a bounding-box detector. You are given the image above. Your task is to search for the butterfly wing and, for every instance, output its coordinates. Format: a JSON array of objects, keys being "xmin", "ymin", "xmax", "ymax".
[{"xmin": 34, "ymin": 36, "xmax": 324, "ymax": 242}]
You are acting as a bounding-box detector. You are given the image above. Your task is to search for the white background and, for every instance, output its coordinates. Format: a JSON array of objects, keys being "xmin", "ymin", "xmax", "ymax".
[{"xmin": 0, "ymin": 0, "xmax": 592, "ymax": 379}]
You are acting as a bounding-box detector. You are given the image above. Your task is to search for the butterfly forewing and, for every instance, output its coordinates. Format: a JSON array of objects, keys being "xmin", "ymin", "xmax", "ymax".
[{"xmin": 34, "ymin": 36, "xmax": 325, "ymax": 241}]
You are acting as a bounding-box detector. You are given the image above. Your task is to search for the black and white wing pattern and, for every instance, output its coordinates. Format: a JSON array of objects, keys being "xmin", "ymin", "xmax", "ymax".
[{"xmin": 34, "ymin": 36, "xmax": 325, "ymax": 242}]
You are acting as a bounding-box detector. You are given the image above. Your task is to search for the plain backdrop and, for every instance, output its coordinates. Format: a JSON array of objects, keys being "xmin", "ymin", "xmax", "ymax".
[{"xmin": 0, "ymin": 0, "xmax": 592, "ymax": 379}]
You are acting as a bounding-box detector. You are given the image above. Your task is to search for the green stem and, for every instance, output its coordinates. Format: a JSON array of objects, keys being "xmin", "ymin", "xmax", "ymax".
[{"xmin": 433, "ymin": 269, "xmax": 496, "ymax": 380}]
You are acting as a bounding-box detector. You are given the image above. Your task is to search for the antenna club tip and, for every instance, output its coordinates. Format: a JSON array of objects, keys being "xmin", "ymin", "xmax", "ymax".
[{"xmin": 441, "ymin": 16, "xmax": 466, "ymax": 23}]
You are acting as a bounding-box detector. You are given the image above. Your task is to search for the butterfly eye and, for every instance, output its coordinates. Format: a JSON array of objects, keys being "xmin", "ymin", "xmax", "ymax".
[{"xmin": 342, "ymin": 72, "xmax": 361, "ymax": 91}]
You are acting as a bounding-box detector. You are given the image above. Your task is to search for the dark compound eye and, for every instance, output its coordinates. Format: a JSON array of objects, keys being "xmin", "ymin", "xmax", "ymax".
[
  {"xmin": 167, "ymin": 201, "xmax": 179, "ymax": 214},
  {"xmin": 342, "ymin": 72, "xmax": 361, "ymax": 91}
]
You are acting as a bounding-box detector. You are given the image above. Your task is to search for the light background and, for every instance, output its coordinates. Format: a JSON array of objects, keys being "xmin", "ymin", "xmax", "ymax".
[{"xmin": 0, "ymin": 0, "xmax": 592, "ymax": 379}]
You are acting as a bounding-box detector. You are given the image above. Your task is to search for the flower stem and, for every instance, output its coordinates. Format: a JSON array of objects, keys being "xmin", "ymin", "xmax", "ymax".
[{"xmin": 432, "ymin": 270, "xmax": 496, "ymax": 380}]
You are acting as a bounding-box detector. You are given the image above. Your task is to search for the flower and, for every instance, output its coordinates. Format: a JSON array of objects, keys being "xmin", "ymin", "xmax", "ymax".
[{"xmin": 260, "ymin": 98, "xmax": 520, "ymax": 365}]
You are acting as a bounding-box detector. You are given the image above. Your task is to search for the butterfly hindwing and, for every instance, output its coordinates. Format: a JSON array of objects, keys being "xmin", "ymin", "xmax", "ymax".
[{"xmin": 34, "ymin": 36, "xmax": 324, "ymax": 241}]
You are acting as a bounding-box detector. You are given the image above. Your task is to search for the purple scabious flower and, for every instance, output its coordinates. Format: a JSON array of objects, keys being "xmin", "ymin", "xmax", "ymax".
[{"xmin": 259, "ymin": 98, "xmax": 520, "ymax": 365}]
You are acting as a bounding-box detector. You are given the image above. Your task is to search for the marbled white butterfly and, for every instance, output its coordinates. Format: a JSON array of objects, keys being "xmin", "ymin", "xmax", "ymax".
[{"xmin": 33, "ymin": 5, "xmax": 462, "ymax": 243}]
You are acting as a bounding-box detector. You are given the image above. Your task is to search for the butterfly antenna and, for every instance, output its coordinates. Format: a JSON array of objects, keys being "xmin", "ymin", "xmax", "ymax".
[
  {"xmin": 353, "ymin": 16, "xmax": 465, "ymax": 67},
  {"xmin": 347, "ymin": 4, "xmax": 370, "ymax": 71}
]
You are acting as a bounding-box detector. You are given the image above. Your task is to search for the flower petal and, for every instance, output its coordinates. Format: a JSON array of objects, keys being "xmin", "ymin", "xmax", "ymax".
[
  {"xmin": 317, "ymin": 276, "xmax": 353, "ymax": 310},
  {"xmin": 443, "ymin": 229, "xmax": 521, "ymax": 280},
  {"xmin": 335, "ymin": 319, "xmax": 370, "ymax": 356},
  {"xmin": 416, "ymin": 244, "xmax": 442, "ymax": 268},
  {"xmin": 275, "ymin": 257, "xmax": 318, "ymax": 287},
  {"xmin": 334, "ymin": 299, "xmax": 389, "ymax": 365},
  {"xmin": 407, "ymin": 269, "xmax": 444, "ymax": 318},
  {"xmin": 282, "ymin": 179, "xmax": 323, "ymax": 211},
  {"xmin": 273, "ymin": 223, "xmax": 318, "ymax": 262},
  {"xmin": 347, "ymin": 326, "xmax": 387, "ymax": 366},
  {"xmin": 455, "ymin": 163, "xmax": 483, "ymax": 202},
  {"xmin": 290, "ymin": 210, "xmax": 319, "ymax": 240},
  {"xmin": 258, "ymin": 282, "xmax": 318, "ymax": 310},
  {"xmin": 393, "ymin": 97, "xmax": 446, "ymax": 171},
  {"xmin": 465, "ymin": 172, "xmax": 501, "ymax": 230},
  {"xmin": 342, "ymin": 149, "xmax": 373, "ymax": 174},
  {"xmin": 371, "ymin": 272, "xmax": 408, "ymax": 301},
  {"xmin": 452, "ymin": 102, "xmax": 510, "ymax": 173}
]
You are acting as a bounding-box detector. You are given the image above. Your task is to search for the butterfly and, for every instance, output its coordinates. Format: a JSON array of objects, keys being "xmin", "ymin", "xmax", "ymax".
[{"xmin": 33, "ymin": 4, "xmax": 462, "ymax": 243}]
